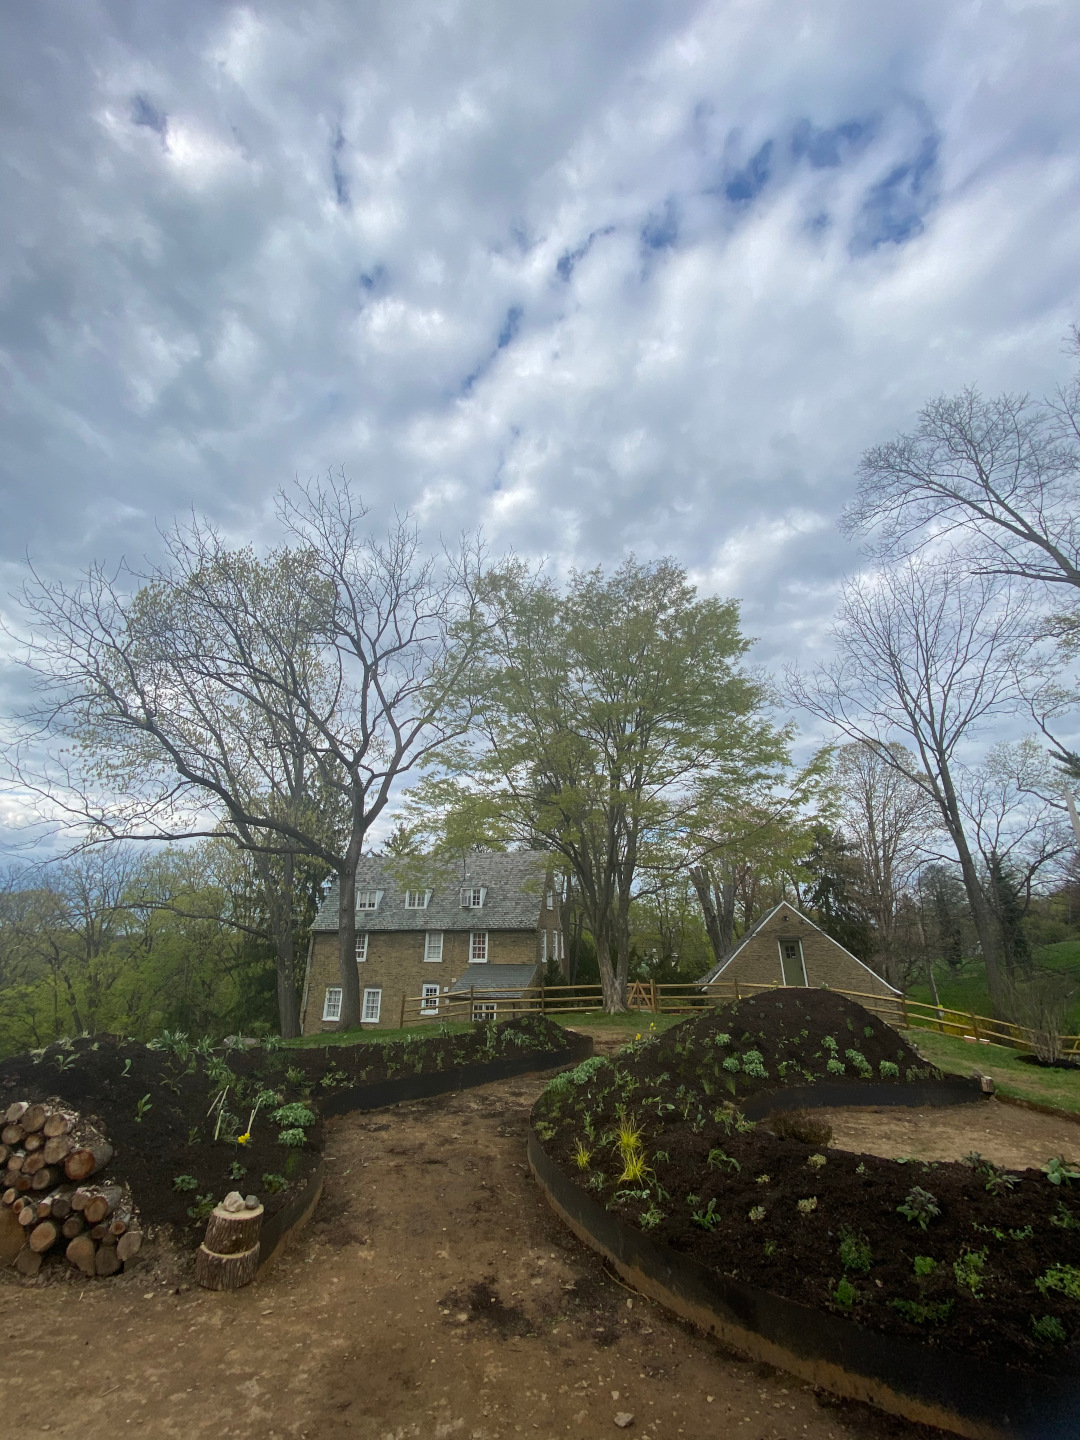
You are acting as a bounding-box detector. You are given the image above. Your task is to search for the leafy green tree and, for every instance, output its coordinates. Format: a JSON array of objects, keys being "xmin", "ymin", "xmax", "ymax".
[{"xmin": 449, "ymin": 556, "xmax": 782, "ymax": 1011}]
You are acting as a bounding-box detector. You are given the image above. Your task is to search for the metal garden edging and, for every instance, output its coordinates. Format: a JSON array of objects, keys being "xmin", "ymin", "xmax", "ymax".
[{"xmin": 527, "ymin": 1081, "xmax": 1080, "ymax": 1440}]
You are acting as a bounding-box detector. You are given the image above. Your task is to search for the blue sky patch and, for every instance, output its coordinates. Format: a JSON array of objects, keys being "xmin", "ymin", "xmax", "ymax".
[
  {"xmin": 331, "ymin": 126, "xmax": 349, "ymax": 206},
  {"xmin": 792, "ymin": 117, "xmax": 875, "ymax": 169},
  {"xmin": 556, "ymin": 225, "xmax": 616, "ymax": 281},
  {"xmin": 130, "ymin": 95, "xmax": 167, "ymax": 138},
  {"xmin": 724, "ymin": 140, "xmax": 773, "ymax": 203},
  {"xmin": 852, "ymin": 132, "xmax": 939, "ymax": 251},
  {"xmin": 642, "ymin": 198, "xmax": 679, "ymax": 251}
]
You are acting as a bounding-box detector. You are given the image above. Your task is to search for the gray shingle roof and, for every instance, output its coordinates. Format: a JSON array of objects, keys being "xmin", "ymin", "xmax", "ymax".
[
  {"xmin": 448, "ymin": 964, "xmax": 539, "ymax": 996},
  {"xmin": 312, "ymin": 850, "xmax": 549, "ymax": 933}
]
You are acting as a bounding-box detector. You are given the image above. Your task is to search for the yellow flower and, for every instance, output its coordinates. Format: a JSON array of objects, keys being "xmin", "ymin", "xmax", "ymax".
[
  {"xmin": 236, "ymin": 1132, "xmax": 251, "ymax": 1146},
  {"xmin": 635, "ymin": 1033, "xmax": 642, "ymax": 1041}
]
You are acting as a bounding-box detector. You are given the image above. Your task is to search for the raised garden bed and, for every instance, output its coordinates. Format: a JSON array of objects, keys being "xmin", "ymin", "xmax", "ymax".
[
  {"xmin": 2, "ymin": 1013, "xmax": 589, "ymax": 1283},
  {"xmin": 530, "ymin": 991, "xmax": 1080, "ymax": 1437}
]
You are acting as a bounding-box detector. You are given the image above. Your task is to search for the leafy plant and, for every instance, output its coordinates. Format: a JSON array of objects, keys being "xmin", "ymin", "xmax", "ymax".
[
  {"xmin": 797, "ymin": 1197, "xmax": 818, "ymax": 1215},
  {"xmin": 272, "ymin": 1103, "xmax": 316, "ymax": 1128},
  {"xmin": 1042, "ymin": 1156, "xmax": 1080, "ymax": 1186},
  {"xmin": 707, "ymin": 1148, "xmax": 741, "ymax": 1175},
  {"xmin": 826, "ymin": 1057, "xmax": 845, "ymax": 1075},
  {"xmin": 1051, "ymin": 1201, "xmax": 1080, "ymax": 1230},
  {"xmin": 586, "ymin": 1171, "xmax": 607, "ymax": 1192},
  {"xmin": 844, "ymin": 1050, "xmax": 873, "ymax": 1079},
  {"xmin": 748, "ymin": 1205, "xmax": 766, "ymax": 1223},
  {"xmin": 878, "ymin": 1060, "xmax": 899, "ymax": 1079},
  {"xmin": 913, "ymin": 1255, "xmax": 938, "ymax": 1277},
  {"xmin": 286, "ymin": 1066, "xmax": 304, "ymax": 1086},
  {"xmin": 741, "ymin": 1049, "xmax": 767, "ymax": 1079},
  {"xmin": 890, "ymin": 1298, "xmax": 953, "ymax": 1325},
  {"xmin": 278, "ymin": 1127, "xmax": 307, "ymax": 1148},
  {"xmin": 756, "ymin": 1173, "xmax": 771, "ymax": 1186},
  {"xmin": 763, "ymin": 1240, "xmax": 777, "ymax": 1257},
  {"xmin": 1031, "ymin": 1315, "xmax": 1067, "ymax": 1343},
  {"xmin": 53, "ymin": 1052, "xmax": 77, "ymax": 1072},
  {"xmin": 639, "ymin": 1204, "xmax": 664, "ymax": 1231},
  {"xmin": 838, "ymin": 1230, "xmax": 872, "ymax": 1273},
  {"xmin": 897, "ymin": 1187, "xmax": 940, "ymax": 1230},
  {"xmin": 134, "ymin": 1094, "xmax": 153, "ymax": 1123},
  {"xmin": 691, "ymin": 1198, "xmax": 721, "ymax": 1231},
  {"xmin": 173, "ymin": 1174, "xmax": 199, "ymax": 1192},
  {"xmin": 953, "ymin": 1249, "xmax": 988, "ymax": 1297},
  {"xmin": 262, "ymin": 1172, "xmax": 288, "ymax": 1193},
  {"xmin": 832, "ymin": 1277, "xmax": 857, "ymax": 1307},
  {"xmin": 228, "ymin": 1160, "xmax": 247, "ymax": 1180},
  {"xmin": 807, "ymin": 1153, "xmax": 827, "ymax": 1170},
  {"xmin": 186, "ymin": 1193, "xmax": 217, "ymax": 1221},
  {"xmin": 1036, "ymin": 1264, "xmax": 1080, "ymax": 1301}
]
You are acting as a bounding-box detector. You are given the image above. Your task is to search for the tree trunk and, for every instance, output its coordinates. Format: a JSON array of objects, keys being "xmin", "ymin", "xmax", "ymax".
[
  {"xmin": 337, "ymin": 853, "xmax": 362, "ymax": 1029},
  {"xmin": 195, "ymin": 1241, "xmax": 259, "ymax": 1290},
  {"xmin": 690, "ymin": 865, "xmax": 725, "ymax": 966}
]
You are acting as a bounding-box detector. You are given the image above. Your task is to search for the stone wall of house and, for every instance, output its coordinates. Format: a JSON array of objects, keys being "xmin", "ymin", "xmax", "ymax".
[
  {"xmin": 301, "ymin": 926, "xmax": 543, "ymax": 1033},
  {"xmin": 703, "ymin": 912, "xmax": 899, "ymax": 1007}
]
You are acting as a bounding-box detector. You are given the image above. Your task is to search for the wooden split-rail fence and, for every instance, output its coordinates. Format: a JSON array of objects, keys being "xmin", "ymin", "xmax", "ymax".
[{"xmin": 394, "ymin": 979, "xmax": 1080, "ymax": 1058}]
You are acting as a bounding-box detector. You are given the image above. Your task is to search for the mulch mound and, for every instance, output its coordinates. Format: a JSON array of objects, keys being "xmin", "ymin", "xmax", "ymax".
[{"xmin": 532, "ymin": 991, "xmax": 1080, "ymax": 1374}]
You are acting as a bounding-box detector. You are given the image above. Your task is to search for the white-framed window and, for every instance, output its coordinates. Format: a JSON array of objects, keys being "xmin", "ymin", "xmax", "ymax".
[
  {"xmin": 322, "ymin": 987, "xmax": 342, "ymax": 1021},
  {"xmin": 541, "ymin": 929, "xmax": 547, "ymax": 962},
  {"xmin": 546, "ymin": 888, "xmax": 554, "ymax": 910},
  {"xmin": 559, "ymin": 930, "xmax": 565, "ymax": 961},
  {"xmin": 421, "ymin": 983, "xmax": 440, "ymax": 1015},
  {"xmin": 361, "ymin": 987, "xmax": 382, "ymax": 1023},
  {"xmin": 470, "ymin": 930, "xmax": 488, "ymax": 962},
  {"xmin": 424, "ymin": 931, "xmax": 444, "ymax": 962},
  {"xmin": 472, "ymin": 1001, "xmax": 497, "ymax": 1021},
  {"xmin": 461, "ymin": 886, "xmax": 486, "ymax": 909},
  {"xmin": 404, "ymin": 888, "xmax": 432, "ymax": 909},
  {"xmin": 355, "ymin": 933, "xmax": 368, "ymax": 963},
  {"xmin": 357, "ymin": 889, "xmax": 382, "ymax": 911}
]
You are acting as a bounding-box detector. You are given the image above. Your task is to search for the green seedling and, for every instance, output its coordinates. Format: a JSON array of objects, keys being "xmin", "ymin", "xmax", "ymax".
[
  {"xmin": 691, "ymin": 1198, "xmax": 721, "ymax": 1231},
  {"xmin": 1031, "ymin": 1315, "xmax": 1067, "ymax": 1343},
  {"xmin": 573, "ymin": 1139, "xmax": 592, "ymax": 1170},
  {"xmin": 285, "ymin": 1066, "xmax": 304, "ymax": 1086},
  {"xmin": 53, "ymin": 1053, "xmax": 77, "ymax": 1072},
  {"xmin": 748, "ymin": 1205, "xmax": 766, "ymax": 1223},
  {"xmin": 844, "ymin": 1050, "xmax": 872, "ymax": 1079},
  {"xmin": 1036, "ymin": 1264, "xmax": 1080, "ymax": 1301},
  {"xmin": 707, "ymin": 1148, "xmax": 741, "ymax": 1175},
  {"xmin": 807, "ymin": 1153, "xmax": 827, "ymax": 1170},
  {"xmin": 897, "ymin": 1187, "xmax": 940, "ymax": 1230},
  {"xmin": 763, "ymin": 1240, "xmax": 778, "ymax": 1257},
  {"xmin": 262, "ymin": 1173, "xmax": 288, "ymax": 1193},
  {"xmin": 878, "ymin": 1061, "xmax": 899, "ymax": 1079},
  {"xmin": 826, "ymin": 1058, "xmax": 845, "ymax": 1075},
  {"xmin": 953, "ymin": 1249, "xmax": 988, "ymax": 1297},
  {"xmin": 890, "ymin": 1298, "xmax": 953, "ymax": 1325},
  {"xmin": 1042, "ymin": 1156, "xmax": 1080, "ymax": 1186},
  {"xmin": 756, "ymin": 1173, "xmax": 771, "ymax": 1185},
  {"xmin": 134, "ymin": 1094, "xmax": 152, "ymax": 1123},
  {"xmin": 838, "ymin": 1230, "xmax": 872, "ymax": 1273},
  {"xmin": 173, "ymin": 1174, "xmax": 199, "ymax": 1192},
  {"xmin": 832, "ymin": 1277, "xmax": 857, "ymax": 1308},
  {"xmin": 586, "ymin": 1171, "xmax": 607, "ymax": 1193},
  {"xmin": 187, "ymin": 1193, "xmax": 217, "ymax": 1222},
  {"xmin": 639, "ymin": 1205, "xmax": 664, "ymax": 1231},
  {"xmin": 855, "ymin": 1162, "xmax": 867, "ymax": 1176},
  {"xmin": 913, "ymin": 1255, "xmax": 938, "ymax": 1277},
  {"xmin": 797, "ymin": 1197, "xmax": 818, "ymax": 1215},
  {"xmin": 1051, "ymin": 1201, "xmax": 1080, "ymax": 1230},
  {"xmin": 228, "ymin": 1160, "xmax": 247, "ymax": 1180}
]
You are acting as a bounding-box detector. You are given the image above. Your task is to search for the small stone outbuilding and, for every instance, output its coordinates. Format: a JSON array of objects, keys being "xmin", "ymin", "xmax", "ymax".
[{"xmin": 698, "ymin": 901, "xmax": 901, "ymax": 1015}]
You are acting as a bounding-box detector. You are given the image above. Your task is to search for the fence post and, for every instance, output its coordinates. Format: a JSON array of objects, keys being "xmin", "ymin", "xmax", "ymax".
[
  {"xmin": 900, "ymin": 996, "xmax": 909, "ymax": 1028},
  {"xmin": 650, "ymin": 980, "xmax": 658, "ymax": 1013},
  {"xmin": 540, "ymin": 981, "xmax": 545, "ymax": 1014},
  {"xmin": 971, "ymin": 1012, "xmax": 980, "ymax": 1042}
]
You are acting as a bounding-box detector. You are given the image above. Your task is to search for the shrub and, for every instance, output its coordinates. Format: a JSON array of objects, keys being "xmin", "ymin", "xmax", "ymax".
[
  {"xmin": 272, "ymin": 1102, "xmax": 317, "ymax": 1128},
  {"xmin": 278, "ymin": 1127, "xmax": 308, "ymax": 1148},
  {"xmin": 1003, "ymin": 974, "xmax": 1076, "ymax": 1064},
  {"xmin": 897, "ymin": 1187, "xmax": 940, "ymax": 1230},
  {"xmin": 878, "ymin": 1060, "xmax": 899, "ymax": 1079},
  {"xmin": 770, "ymin": 1110, "xmax": 833, "ymax": 1147},
  {"xmin": 838, "ymin": 1230, "xmax": 872, "ymax": 1272}
]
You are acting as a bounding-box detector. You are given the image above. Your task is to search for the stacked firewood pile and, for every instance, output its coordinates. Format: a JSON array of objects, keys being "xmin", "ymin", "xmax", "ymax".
[{"xmin": 2, "ymin": 1098, "xmax": 142, "ymax": 1278}]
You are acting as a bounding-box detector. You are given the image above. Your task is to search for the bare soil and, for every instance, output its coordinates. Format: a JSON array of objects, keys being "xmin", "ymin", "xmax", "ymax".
[
  {"xmin": 2, "ymin": 1070, "xmax": 947, "ymax": 1440},
  {"xmin": 812, "ymin": 1097, "xmax": 1080, "ymax": 1172}
]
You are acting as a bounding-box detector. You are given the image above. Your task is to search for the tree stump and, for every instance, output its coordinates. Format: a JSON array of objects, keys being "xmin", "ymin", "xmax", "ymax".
[
  {"xmin": 194, "ymin": 1242, "xmax": 260, "ymax": 1291},
  {"xmin": 195, "ymin": 1194, "xmax": 263, "ymax": 1291}
]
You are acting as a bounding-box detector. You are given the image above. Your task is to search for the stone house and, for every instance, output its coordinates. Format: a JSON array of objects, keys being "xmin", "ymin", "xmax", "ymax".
[
  {"xmin": 698, "ymin": 900, "xmax": 901, "ymax": 1010},
  {"xmin": 299, "ymin": 851, "xmax": 562, "ymax": 1034}
]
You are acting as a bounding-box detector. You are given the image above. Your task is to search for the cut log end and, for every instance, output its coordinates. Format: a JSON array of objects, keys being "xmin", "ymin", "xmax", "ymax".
[
  {"xmin": 15, "ymin": 1244, "xmax": 43, "ymax": 1277},
  {"xmin": 65, "ymin": 1234, "xmax": 97, "ymax": 1276},
  {"xmin": 194, "ymin": 1241, "xmax": 259, "ymax": 1291},
  {"xmin": 116, "ymin": 1230, "xmax": 143, "ymax": 1263}
]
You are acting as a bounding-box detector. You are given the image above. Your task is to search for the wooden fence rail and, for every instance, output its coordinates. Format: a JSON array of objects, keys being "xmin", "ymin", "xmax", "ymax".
[{"xmin": 395, "ymin": 979, "xmax": 1080, "ymax": 1057}]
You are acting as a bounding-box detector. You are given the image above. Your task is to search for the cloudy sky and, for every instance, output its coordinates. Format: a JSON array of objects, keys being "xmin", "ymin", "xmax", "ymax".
[{"xmin": 2, "ymin": 0, "xmax": 1079, "ymax": 850}]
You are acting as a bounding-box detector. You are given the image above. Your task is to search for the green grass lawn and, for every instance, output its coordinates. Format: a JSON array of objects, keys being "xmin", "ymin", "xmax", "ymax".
[
  {"xmin": 284, "ymin": 1020, "xmax": 476, "ymax": 1049},
  {"xmin": 904, "ymin": 1026, "xmax": 1080, "ymax": 1116},
  {"xmin": 907, "ymin": 940, "xmax": 1080, "ymax": 1032},
  {"xmin": 547, "ymin": 1009, "xmax": 689, "ymax": 1036}
]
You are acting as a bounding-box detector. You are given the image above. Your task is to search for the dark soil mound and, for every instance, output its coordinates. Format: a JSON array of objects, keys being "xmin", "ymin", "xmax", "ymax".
[
  {"xmin": 282, "ymin": 1012, "xmax": 570, "ymax": 1091},
  {"xmin": 649, "ymin": 988, "xmax": 941, "ymax": 1102},
  {"xmin": 533, "ymin": 992, "xmax": 1080, "ymax": 1375},
  {"xmin": 1, "ymin": 1035, "xmax": 322, "ymax": 1239}
]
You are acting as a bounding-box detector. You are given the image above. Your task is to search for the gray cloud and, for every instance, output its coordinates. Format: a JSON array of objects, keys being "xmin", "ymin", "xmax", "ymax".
[{"xmin": 2, "ymin": 0, "xmax": 1079, "ymax": 850}]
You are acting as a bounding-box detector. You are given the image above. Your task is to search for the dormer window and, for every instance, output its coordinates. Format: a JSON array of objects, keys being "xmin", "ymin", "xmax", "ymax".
[
  {"xmin": 546, "ymin": 888, "xmax": 554, "ymax": 910},
  {"xmin": 461, "ymin": 886, "xmax": 486, "ymax": 909},
  {"xmin": 356, "ymin": 889, "xmax": 382, "ymax": 911},
  {"xmin": 404, "ymin": 889, "xmax": 432, "ymax": 909}
]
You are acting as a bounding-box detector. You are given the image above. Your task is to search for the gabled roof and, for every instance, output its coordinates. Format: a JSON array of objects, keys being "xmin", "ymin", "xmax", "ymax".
[
  {"xmin": 697, "ymin": 900, "xmax": 901, "ymax": 995},
  {"xmin": 312, "ymin": 850, "xmax": 549, "ymax": 933},
  {"xmin": 448, "ymin": 963, "xmax": 539, "ymax": 996}
]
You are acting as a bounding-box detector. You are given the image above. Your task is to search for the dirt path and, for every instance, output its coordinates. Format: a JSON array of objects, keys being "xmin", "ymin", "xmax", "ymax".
[
  {"xmin": 813, "ymin": 1096, "xmax": 1080, "ymax": 1172},
  {"xmin": 0, "ymin": 1071, "xmax": 946, "ymax": 1440}
]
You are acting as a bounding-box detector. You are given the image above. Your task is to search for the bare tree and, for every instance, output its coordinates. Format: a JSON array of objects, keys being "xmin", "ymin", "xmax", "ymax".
[
  {"xmin": 833, "ymin": 742, "xmax": 934, "ymax": 987},
  {"xmin": 9, "ymin": 476, "xmax": 483, "ymax": 1031},
  {"xmin": 790, "ymin": 555, "xmax": 1039, "ymax": 1011}
]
